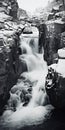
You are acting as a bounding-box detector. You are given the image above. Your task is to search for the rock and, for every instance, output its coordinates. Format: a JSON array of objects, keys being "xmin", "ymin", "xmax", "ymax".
[
  {"xmin": 0, "ymin": 21, "xmax": 4, "ymax": 29},
  {"xmin": 0, "ymin": 0, "xmax": 29, "ymax": 115},
  {"xmin": 44, "ymin": 33, "xmax": 59, "ymax": 65},
  {"xmin": 11, "ymin": 80, "xmax": 28, "ymax": 94},
  {"xmin": 20, "ymin": 91, "xmax": 32, "ymax": 106},
  {"xmin": 48, "ymin": 13, "xmax": 54, "ymax": 20},
  {"xmin": 59, "ymin": 4, "xmax": 64, "ymax": 11},
  {"xmin": 51, "ymin": 6, "xmax": 59, "ymax": 14},
  {"xmin": 55, "ymin": 13, "xmax": 61, "ymax": 19},
  {"xmin": 54, "ymin": 19, "xmax": 65, "ymax": 33},
  {"xmin": 11, "ymin": 85, "xmax": 19, "ymax": 94},
  {"xmin": 58, "ymin": 48, "xmax": 65, "ymax": 58},
  {"xmin": 45, "ymin": 66, "xmax": 65, "ymax": 108},
  {"xmin": 0, "ymin": 0, "xmax": 19, "ymax": 19},
  {"xmin": 55, "ymin": 11, "xmax": 65, "ymax": 20},
  {"xmin": 18, "ymin": 58, "xmax": 28, "ymax": 74},
  {"xmin": 23, "ymin": 26, "xmax": 33, "ymax": 34},
  {"xmin": 8, "ymin": 93, "xmax": 20, "ymax": 111},
  {"xmin": 14, "ymin": 79, "xmax": 32, "ymax": 105},
  {"xmin": 9, "ymin": 0, "xmax": 18, "ymax": 19},
  {"xmin": 60, "ymin": 32, "xmax": 65, "ymax": 48},
  {"xmin": 18, "ymin": 8, "xmax": 29, "ymax": 20},
  {"xmin": 24, "ymin": 93, "xmax": 32, "ymax": 102},
  {"xmin": 44, "ymin": 19, "xmax": 65, "ymax": 65},
  {"xmin": 0, "ymin": 0, "xmax": 3, "ymax": 7},
  {"xmin": 38, "ymin": 23, "xmax": 47, "ymax": 53},
  {"xmin": 43, "ymin": 1, "xmax": 65, "ymax": 65},
  {"xmin": 0, "ymin": 12, "xmax": 12, "ymax": 22},
  {"xmin": 0, "ymin": 27, "xmax": 28, "ymax": 114},
  {"xmin": 27, "ymin": 87, "xmax": 32, "ymax": 93}
]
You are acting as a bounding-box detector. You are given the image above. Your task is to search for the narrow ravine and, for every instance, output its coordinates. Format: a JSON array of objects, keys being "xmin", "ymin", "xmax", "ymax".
[{"xmin": 0, "ymin": 27, "xmax": 53, "ymax": 130}]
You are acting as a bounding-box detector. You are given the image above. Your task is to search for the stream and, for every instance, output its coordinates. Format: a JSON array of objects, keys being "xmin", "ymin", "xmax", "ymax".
[{"xmin": 0, "ymin": 26, "xmax": 54, "ymax": 130}]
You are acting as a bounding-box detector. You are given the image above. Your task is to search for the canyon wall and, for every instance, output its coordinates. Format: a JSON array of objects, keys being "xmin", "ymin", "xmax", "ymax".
[
  {"xmin": 44, "ymin": 1, "xmax": 65, "ymax": 108},
  {"xmin": 0, "ymin": 0, "xmax": 28, "ymax": 114}
]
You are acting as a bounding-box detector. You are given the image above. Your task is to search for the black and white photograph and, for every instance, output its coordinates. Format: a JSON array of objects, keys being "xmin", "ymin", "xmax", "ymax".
[{"xmin": 0, "ymin": 0, "xmax": 65, "ymax": 130}]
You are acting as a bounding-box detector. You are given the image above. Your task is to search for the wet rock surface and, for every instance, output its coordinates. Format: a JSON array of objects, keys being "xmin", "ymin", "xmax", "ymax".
[
  {"xmin": 45, "ymin": 62, "xmax": 65, "ymax": 109},
  {"xmin": 0, "ymin": 30, "xmax": 27, "ymax": 114},
  {"xmin": 7, "ymin": 78, "xmax": 33, "ymax": 110},
  {"xmin": 44, "ymin": 20, "xmax": 64, "ymax": 65},
  {"xmin": 23, "ymin": 26, "xmax": 33, "ymax": 34},
  {"xmin": 0, "ymin": 0, "xmax": 29, "ymax": 114},
  {"xmin": 41, "ymin": 1, "xmax": 65, "ymax": 65},
  {"xmin": 44, "ymin": 1, "xmax": 65, "ymax": 109}
]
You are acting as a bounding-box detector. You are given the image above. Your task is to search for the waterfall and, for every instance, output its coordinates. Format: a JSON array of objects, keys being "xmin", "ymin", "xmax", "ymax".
[{"xmin": 0, "ymin": 27, "xmax": 53, "ymax": 130}]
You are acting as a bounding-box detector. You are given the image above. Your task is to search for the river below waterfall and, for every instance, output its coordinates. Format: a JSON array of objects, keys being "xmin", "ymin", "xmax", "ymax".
[{"xmin": 0, "ymin": 26, "xmax": 65, "ymax": 130}]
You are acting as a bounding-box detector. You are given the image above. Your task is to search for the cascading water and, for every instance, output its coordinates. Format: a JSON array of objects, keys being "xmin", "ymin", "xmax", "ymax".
[{"xmin": 0, "ymin": 26, "xmax": 53, "ymax": 130}]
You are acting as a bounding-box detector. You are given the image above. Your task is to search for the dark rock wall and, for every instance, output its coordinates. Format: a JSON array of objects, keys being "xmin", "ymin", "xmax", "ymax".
[
  {"xmin": 43, "ymin": 10, "xmax": 65, "ymax": 65},
  {"xmin": 38, "ymin": 23, "xmax": 47, "ymax": 53},
  {"xmin": 0, "ymin": 32, "xmax": 27, "ymax": 114},
  {"xmin": 45, "ymin": 68, "xmax": 65, "ymax": 109},
  {"xmin": 9, "ymin": 0, "xmax": 18, "ymax": 19},
  {"xmin": 37, "ymin": 21, "xmax": 60, "ymax": 64},
  {"xmin": 44, "ymin": 22, "xmax": 61, "ymax": 65},
  {"xmin": 0, "ymin": 0, "xmax": 18, "ymax": 19},
  {"xmin": 0, "ymin": 0, "xmax": 30, "ymax": 114},
  {"xmin": 44, "ymin": 1, "xmax": 65, "ymax": 109}
]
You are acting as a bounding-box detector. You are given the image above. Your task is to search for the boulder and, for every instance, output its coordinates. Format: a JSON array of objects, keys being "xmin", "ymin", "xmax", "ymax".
[
  {"xmin": 38, "ymin": 23, "xmax": 47, "ymax": 53},
  {"xmin": 18, "ymin": 8, "xmax": 29, "ymax": 20},
  {"xmin": 44, "ymin": 25, "xmax": 60, "ymax": 65},
  {"xmin": 51, "ymin": 6, "xmax": 59, "ymax": 14},
  {"xmin": 23, "ymin": 26, "xmax": 33, "ymax": 34},
  {"xmin": 58, "ymin": 48, "xmax": 65, "ymax": 58},
  {"xmin": 0, "ymin": 12, "xmax": 12, "ymax": 22},
  {"xmin": 20, "ymin": 91, "xmax": 32, "ymax": 106},
  {"xmin": 45, "ymin": 60, "xmax": 65, "ymax": 108},
  {"xmin": 59, "ymin": 4, "xmax": 64, "ymax": 11},
  {"xmin": 48, "ymin": 13, "xmax": 54, "ymax": 20},
  {"xmin": 0, "ymin": 21, "xmax": 4, "ymax": 29},
  {"xmin": 54, "ymin": 19, "xmax": 65, "ymax": 33},
  {"xmin": 55, "ymin": 11, "xmax": 65, "ymax": 20}
]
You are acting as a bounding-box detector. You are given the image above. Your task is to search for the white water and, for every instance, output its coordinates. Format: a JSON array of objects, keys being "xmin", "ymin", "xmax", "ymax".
[{"xmin": 0, "ymin": 27, "xmax": 53, "ymax": 130}]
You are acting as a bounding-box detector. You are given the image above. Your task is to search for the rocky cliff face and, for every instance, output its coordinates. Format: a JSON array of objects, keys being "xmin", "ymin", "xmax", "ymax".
[
  {"xmin": 43, "ymin": 1, "xmax": 65, "ymax": 65},
  {"xmin": 34, "ymin": 0, "xmax": 65, "ymax": 65},
  {"xmin": 45, "ymin": 62, "xmax": 65, "ymax": 109},
  {"xmin": 0, "ymin": 0, "xmax": 18, "ymax": 19},
  {"xmin": 0, "ymin": 28, "xmax": 28, "ymax": 114},
  {"xmin": 44, "ymin": 21, "xmax": 61, "ymax": 65},
  {"xmin": 18, "ymin": 8, "xmax": 29, "ymax": 20},
  {"xmin": 33, "ymin": 1, "xmax": 65, "ymax": 65},
  {"xmin": 0, "ymin": 0, "xmax": 29, "ymax": 114},
  {"xmin": 9, "ymin": 0, "xmax": 18, "ymax": 19},
  {"xmin": 44, "ymin": 0, "xmax": 65, "ymax": 108}
]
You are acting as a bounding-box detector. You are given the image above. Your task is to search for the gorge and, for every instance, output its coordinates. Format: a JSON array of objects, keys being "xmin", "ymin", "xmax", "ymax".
[{"xmin": 0, "ymin": 0, "xmax": 65, "ymax": 130}]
